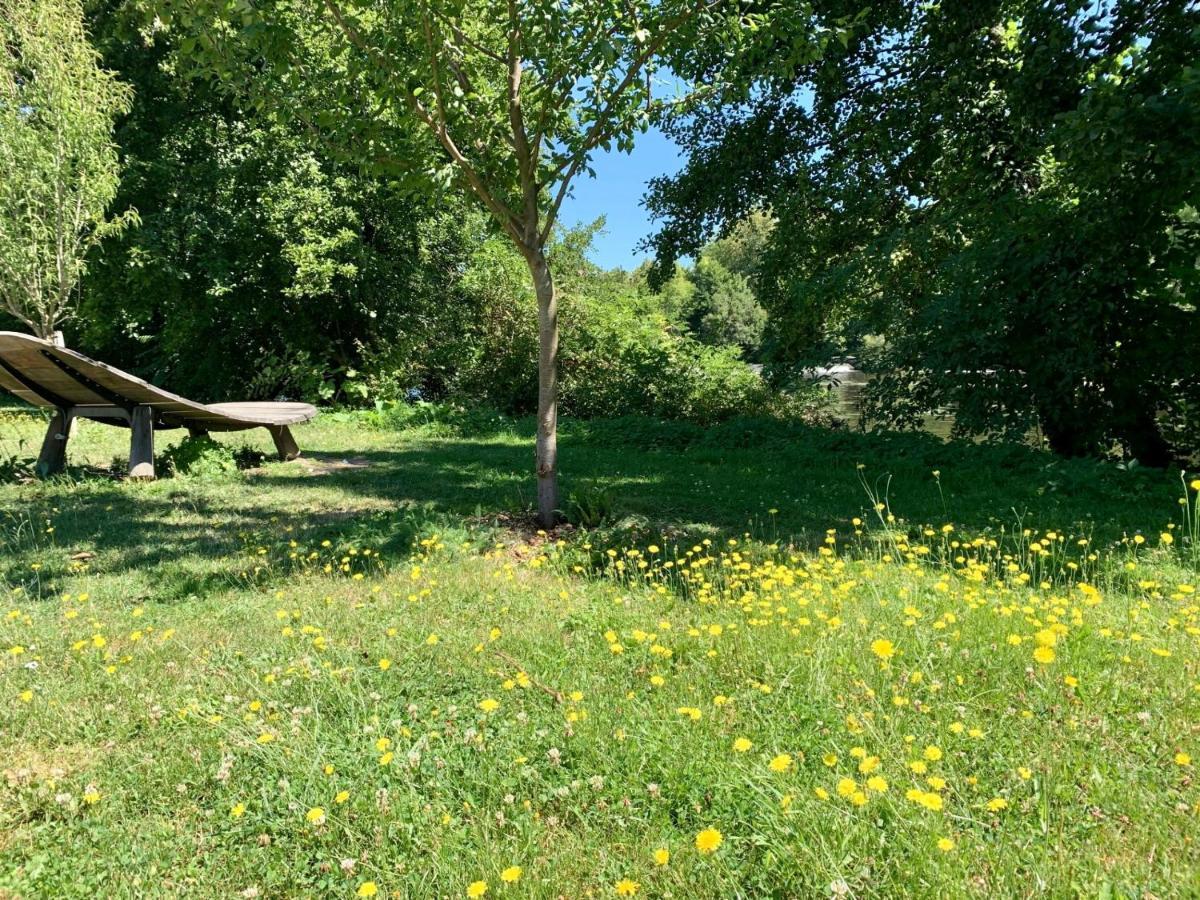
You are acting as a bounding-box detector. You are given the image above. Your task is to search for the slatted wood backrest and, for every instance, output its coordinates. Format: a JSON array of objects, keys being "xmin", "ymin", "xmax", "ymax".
[
  {"xmin": 0, "ymin": 332, "xmax": 317, "ymax": 429},
  {"xmin": 0, "ymin": 331, "xmax": 212, "ymax": 417}
]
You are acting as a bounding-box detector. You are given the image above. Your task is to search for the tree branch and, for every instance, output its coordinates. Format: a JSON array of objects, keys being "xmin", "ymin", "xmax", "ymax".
[
  {"xmin": 538, "ymin": 0, "xmax": 725, "ymax": 244},
  {"xmin": 321, "ymin": 0, "xmax": 525, "ymax": 243},
  {"xmin": 507, "ymin": 0, "xmax": 537, "ymax": 244}
]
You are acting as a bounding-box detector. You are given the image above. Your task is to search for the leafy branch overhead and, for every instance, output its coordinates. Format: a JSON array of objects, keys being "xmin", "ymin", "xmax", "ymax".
[{"xmin": 157, "ymin": 0, "xmax": 833, "ymax": 253}]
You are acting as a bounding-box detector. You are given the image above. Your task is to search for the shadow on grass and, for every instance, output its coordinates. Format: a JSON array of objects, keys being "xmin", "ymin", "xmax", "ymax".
[
  {"xmin": 0, "ymin": 476, "xmax": 443, "ymax": 603},
  {"xmin": 0, "ymin": 414, "xmax": 1186, "ymax": 602},
  {"xmin": 254, "ymin": 417, "xmax": 1183, "ymax": 543}
]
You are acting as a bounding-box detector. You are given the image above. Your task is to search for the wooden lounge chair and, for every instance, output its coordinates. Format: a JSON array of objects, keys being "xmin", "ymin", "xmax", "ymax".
[{"xmin": 0, "ymin": 331, "xmax": 317, "ymax": 479}]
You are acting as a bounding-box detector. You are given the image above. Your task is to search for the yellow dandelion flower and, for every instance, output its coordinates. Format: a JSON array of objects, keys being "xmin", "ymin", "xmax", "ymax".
[
  {"xmin": 769, "ymin": 753, "xmax": 793, "ymax": 773},
  {"xmin": 357, "ymin": 883, "xmax": 378, "ymax": 898},
  {"xmin": 1175, "ymin": 752, "xmax": 1192, "ymax": 767},
  {"xmin": 695, "ymin": 827, "xmax": 723, "ymax": 854},
  {"xmin": 1034, "ymin": 628, "xmax": 1057, "ymax": 648},
  {"xmin": 732, "ymin": 737, "xmax": 753, "ymax": 753},
  {"xmin": 478, "ymin": 698, "xmax": 500, "ymax": 713},
  {"xmin": 230, "ymin": 802, "xmax": 246, "ymax": 818},
  {"xmin": 1033, "ymin": 646, "xmax": 1055, "ymax": 664},
  {"xmin": 466, "ymin": 881, "xmax": 488, "ymax": 898},
  {"xmin": 653, "ymin": 848, "xmax": 670, "ymax": 866},
  {"xmin": 615, "ymin": 879, "xmax": 639, "ymax": 897},
  {"xmin": 305, "ymin": 807, "xmax": 326, "ymax": 825},
  {"xmin": 937, "ymin": 837, "xmax": 955, "ymax": 852},
  {"xmin": 500, "ymin": 866, "xmax": 522, "ymax": 883},
  {"xmin": 871, "ymin": 639, "xmax": 896, "ymax": 660}
]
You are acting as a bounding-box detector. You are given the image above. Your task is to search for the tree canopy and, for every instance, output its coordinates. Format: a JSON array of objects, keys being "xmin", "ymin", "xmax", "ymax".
[
  {"xmin": 649, "ymin": 0, "xmax": 1200, "ymax": 463},
  {"xmin": 0, "ymin": 0, "xmax": 135, "ymax": 339}
]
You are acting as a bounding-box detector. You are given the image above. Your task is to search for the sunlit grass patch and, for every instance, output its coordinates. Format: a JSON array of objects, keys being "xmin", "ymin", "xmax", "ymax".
[{"xmin": 0, "ymin": 409, "xmax": 1197, "ymax": 897}]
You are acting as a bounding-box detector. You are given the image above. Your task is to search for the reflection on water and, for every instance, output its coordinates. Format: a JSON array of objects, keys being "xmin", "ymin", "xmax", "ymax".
[{"xmin": 815, "ymin": 367, "xmax": 956, "ymax": 440}]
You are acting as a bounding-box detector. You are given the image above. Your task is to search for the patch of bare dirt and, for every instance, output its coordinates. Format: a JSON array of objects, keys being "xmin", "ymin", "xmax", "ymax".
[{"xmin": 291, "ymin": 455, "xmax": 374, "ymax": 476}]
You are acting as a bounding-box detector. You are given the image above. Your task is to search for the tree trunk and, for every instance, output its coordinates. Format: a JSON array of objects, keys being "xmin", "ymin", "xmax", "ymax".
[
  {"xmin": 1120, "ymin": 406, "xmax": 1173, "ymax": 468},
  {"xmin": 1036, "ymin": 394, "xmax": 1099, "ymax": 459},
  {"xmin": 526, "ymin": 250, "xmax": 559, "ymax": 527}
]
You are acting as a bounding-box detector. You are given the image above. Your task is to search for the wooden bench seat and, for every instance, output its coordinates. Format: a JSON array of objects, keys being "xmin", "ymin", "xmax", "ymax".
[{"xmin": 0, "ymin": 331, "xmax": 317, "ymax": 479}]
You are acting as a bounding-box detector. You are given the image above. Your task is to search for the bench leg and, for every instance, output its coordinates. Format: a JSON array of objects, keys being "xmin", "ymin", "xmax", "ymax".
[
  {"xmin": 35, "ymin": 409, "xmax": 71, "ymax": 478},
  {"xmin": 268, "ymin": 425, "xmax": 300, "ymax": 461},
  {"xmin": 129, "ymin": 406, "xmax": 156, "ymax": 480}
]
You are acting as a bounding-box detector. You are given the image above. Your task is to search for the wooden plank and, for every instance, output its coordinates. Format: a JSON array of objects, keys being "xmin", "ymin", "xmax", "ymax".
[
  {"xmin": 129, "ymin": 407, "xmax": 155, "ymax": 480},
  {"xmin": 269, "ymin": 425, "xmax": 301, "ymax": 460},
  {"xmin": 35, "ymin": 410, "xmax": 70, "ymax": 477},
  {"xmin": 0, "ymin": 351, "xmax": 108, "ymax": 404},
  {"xmin": 1, "ymin": 332, "xmax": 318, "ymax": 432},
  {"xmin": 205, "ymin": 402, "xmax": 318, "ymax": 425}
]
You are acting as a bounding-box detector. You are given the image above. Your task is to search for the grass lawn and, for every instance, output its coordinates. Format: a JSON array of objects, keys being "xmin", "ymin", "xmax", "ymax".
[{"xmin": 1, "ymin": 403, "xmax": 1198, "ymax": 898}]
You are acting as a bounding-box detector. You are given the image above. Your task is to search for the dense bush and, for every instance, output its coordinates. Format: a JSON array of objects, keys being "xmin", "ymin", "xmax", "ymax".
[
  {"xmin": 559, "ymin": 296, "xmax": 774, "ymax": 423},
  {"xmin": 157, "ymin": 435, "xmax": 265, "ymax": 478},
  {"xmin": 434, "ymin": 232, "xmax": 823, "ymax": 425}
]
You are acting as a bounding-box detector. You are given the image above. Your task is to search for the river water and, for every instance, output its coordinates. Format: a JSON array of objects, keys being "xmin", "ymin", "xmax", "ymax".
[{"xmin": 813, "ymin": 365, "xmax": 956, "ymax": 440}]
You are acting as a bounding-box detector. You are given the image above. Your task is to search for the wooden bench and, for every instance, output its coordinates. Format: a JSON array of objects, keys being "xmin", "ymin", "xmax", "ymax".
[{"xmin": 0, "ymin": 331, "xmax": 317, "ymax": 479}]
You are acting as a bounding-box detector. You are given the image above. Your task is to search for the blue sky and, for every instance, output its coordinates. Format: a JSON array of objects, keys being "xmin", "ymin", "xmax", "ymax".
[{"xmin": 558, "ymin": 126, "xmax": 685, "ymax": 271}]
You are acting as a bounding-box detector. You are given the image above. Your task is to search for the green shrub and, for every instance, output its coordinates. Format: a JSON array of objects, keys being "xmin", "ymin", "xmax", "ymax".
[
  {"xmin": 158, "ymin": 436, "xmax": 265, "ymax": 478},
  {"xmin": 557, "ymin": 294, "xmax": 824, "ymax": 425},
  {"xmin": 561, "ymin": 482, "xmax": 617, "ymax": 528},
  {"xmin": 0, "ymin": 449, "xmax": 33, "ymax": 484}
]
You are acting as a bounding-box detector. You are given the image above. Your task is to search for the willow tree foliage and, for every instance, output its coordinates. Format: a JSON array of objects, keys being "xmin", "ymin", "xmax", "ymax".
[
  {"xmin": 650, "ymin": 0, "xmax": 1200, "ymax": 464},
  {"xmin": 153, "ymin": 0, "xmax": 835, "ymax": 524},
  {"xmin": 0, "ymin": 0, "xmax": 135, "ymax": 339}
]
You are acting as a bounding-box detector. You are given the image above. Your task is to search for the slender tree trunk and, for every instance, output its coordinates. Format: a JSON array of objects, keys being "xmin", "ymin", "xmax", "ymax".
[{"xmin": 526, "ymin": 249, "xmax": 559, "ymax": 527}]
